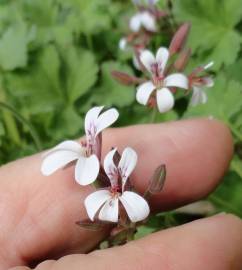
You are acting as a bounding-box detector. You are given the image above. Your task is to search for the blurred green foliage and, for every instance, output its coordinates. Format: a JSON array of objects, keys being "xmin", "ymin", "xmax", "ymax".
[{"xmin": 0, "ymin": 0, "xmax": 241, "ymax": 236}]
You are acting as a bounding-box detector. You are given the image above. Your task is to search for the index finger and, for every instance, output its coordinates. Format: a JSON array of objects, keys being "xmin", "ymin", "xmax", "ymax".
[{"xmin": 0, "ymin": 118, "xmax": 233, "ymax": 269}]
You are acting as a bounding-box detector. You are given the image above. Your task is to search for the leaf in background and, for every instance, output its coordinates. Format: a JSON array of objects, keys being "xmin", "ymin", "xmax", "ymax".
[
  {"xmin": 0, "ymin": 23, "xmax": 32, "ymax": 71},
  {"xmin": 90, "ymin": 61, "xmax": 135, "ymax": 107},
  {"xmin": 173, "ymin": 0, "xmax": 242, "ymax": 69},
  {"xmin": 6, "ymin": 44, "xmax": 63, "ymax": 115},
  {"xmin": 184, "ymin": 74, "xmax": 242, "ymax": 123},
  {"xmin": 209, "ymin": 171, "xmax": 242, "ymax": 217},
  {"xmin": 48, "ymin": 106, "xmax": 83, "ymax": 141},
  {"xmin": 61, "ymin": 0, "xmax": 112, "ymax": 34},
  {"xmin": 64, "ymin": 48, "xmax": 98, "ymax": 103}
]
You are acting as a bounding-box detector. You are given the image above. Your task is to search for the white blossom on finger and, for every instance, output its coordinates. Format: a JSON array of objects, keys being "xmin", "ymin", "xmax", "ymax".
[
  {"xmin": 41, "ymin": 106, "xmax": 119, "ymax": 186},
  {"xmin": 85, "ymin": 148, "xmax": 150, "ymax": 223},
  {"xmin": 189, "ymin": 61, "xmax": 214, "ymax": 106},
  {"xmin": 136, "ymin": 47, "xmax": 188, "ymax": 113}
]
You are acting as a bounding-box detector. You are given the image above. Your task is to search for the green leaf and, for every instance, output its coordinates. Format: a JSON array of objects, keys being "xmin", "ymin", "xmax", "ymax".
[
  {"xmin": 5, "ymin": 44, "xmax": 63, "ymax": 115},
  {"xmin": 173, "ymin": 0, "xmax": 242, "ymax": 69},
  {"xmin": 90, "ymin": 61, "xmax": 135, "ymax": 107},
  {"xmin": 0, "ymin": 23, "xmax": 32, "ymax": 70},
  {"xmin": 184, "ymin": 74, "xmax": 242, "ymax": 122},
  {"xmin": 64, "ymin": 48, "xmax": 98, "ymax": 103},
  {"xmin": 48, "ymin": 106, "xmax": 83, "ymax": 140}
]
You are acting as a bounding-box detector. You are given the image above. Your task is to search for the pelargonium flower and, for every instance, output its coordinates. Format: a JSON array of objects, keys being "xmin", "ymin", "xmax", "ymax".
[
  {"xmin": 41, "ymin": 106, "xmax": 119, "ymax": 185},
  {"xmin": 129, "ymin": 11, "xmax": 157, "ymax": 33},
  {"xmin": 136, "ymin": 47, "xmax": 188, "ymax": 113},
  {"xmin": 85, "ymin": 148, "xmax": 150, "ymax": 223},
  {"xmin": 189, "ymin": 62, "xmax": 214, "ymax": 106}
]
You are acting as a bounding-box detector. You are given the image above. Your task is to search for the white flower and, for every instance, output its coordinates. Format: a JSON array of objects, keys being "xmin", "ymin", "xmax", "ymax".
[
  {"xmin": 190, "ymin": 62, "xmax": 214, "ymax": 106},
  {"xmin": 85, "ymin": 148, "xmax": 150, "ymax": 223},
  {"xmin": 136, "ymin": 47, "xmax": 188, "ymax": 113},
  {"xmin": 41, "ymin": 106, "xmax": 119, "ymax": 186},
  {"xmin": 119, "ymin": 38, "xmax": 127, "ymax": 51},
  {"xmin": 132, "ymin": 0, "xmax": 159, "ymax": 6},
  {"xmin": 129, "ymin": 11, "xmax": 157, "ymax": 32}
]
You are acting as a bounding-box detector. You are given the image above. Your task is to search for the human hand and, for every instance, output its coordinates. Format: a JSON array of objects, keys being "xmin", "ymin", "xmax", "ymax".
[{"xmin": 1, "ymin": 118, "xmax": 241, "ymax": 270}]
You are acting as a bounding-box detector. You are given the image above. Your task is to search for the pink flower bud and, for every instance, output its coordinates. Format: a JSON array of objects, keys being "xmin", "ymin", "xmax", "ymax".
[
  {"xmin": 169, "ymin": 23, "xmax": 191, "ymax": 55},
  {"xmin": 145, "ymin": 164, "xmax": 166, "ymax": 198},
  {"xmin": 174, "ymin": 48, "xmax": 192, "ymax": 71}
]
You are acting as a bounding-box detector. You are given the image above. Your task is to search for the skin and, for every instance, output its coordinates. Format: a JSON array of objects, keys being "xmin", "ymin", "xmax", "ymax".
[{"xmin": 0, "ymin": 118, "xmax": 241, "ymax": 269}]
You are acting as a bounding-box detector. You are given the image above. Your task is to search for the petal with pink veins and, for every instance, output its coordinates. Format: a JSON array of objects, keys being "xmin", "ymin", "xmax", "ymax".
[
  {"xmin": 104, "ymin": 148, "xmax": 119, "ymax": 188},
  {"xmin": 156, "ymin": 47, "xmax": 169, "ymax": 73},
  {"xmin": 84, "ymin": 106, "xmax": 104, "ymax": 136},
  {"xmin": 95, "ymin": 108, "xmax": 119, "ymax": 136},
  {"xmin": 140, "ymin": 50, "xmax": 156, "ymax": 73},
  {"xmin": 118, "ymin": 147, "xmax": 138, "ymax": 190}
]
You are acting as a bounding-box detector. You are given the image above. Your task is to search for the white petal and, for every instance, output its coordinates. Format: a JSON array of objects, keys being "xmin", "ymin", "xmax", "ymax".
[
  {"xmin": 129, "ymin": 14, "xmax": 142, "ymax": 32},
  {"xmin": 99, "ymin": 197, "xmax": 119, "ymax": 223},
  {"xmin": 204, "ymin": 61, "xmax": 214, "ymax": 70},
  {"xmin": 148, "ymin": 0, "xmax": 159, "ymax": 5},
  {"xmin": 119, "ymin": 191, "xmax": 150, "ymax": 222},
  {"xmin": 104, "ymin": 148, "xmax": 118, "ymax": 187},
  {"xmin": 119, "ymin": 38, "xmax": 127, "ymax": 51},
  {"xmin": 140, "ymin": 12, "xmax": 156, "ymax": 32},
  {"xmin": 136, "ymin": 81, "xmax": 155, "ymax": 105},
  {"xmin": 204, "ymin": 77, "xmax": 214, "ymax": 87},
  {"xmin": 41, "ymin": 142, "xmax": 81, "ymax": 176},
  {"xmin": 75, "ymin": 155, "xmax": 100, "ymax": 185},
  {"xmin": 84, "ymin": 190, "xmax": 111, "ymax": 221},
  {"xmin": 140, "ymin": 50, "xmax": 156, "ymax": 73},
  {"xmin": 118, "ymin": 147, "xmax": 137, "ymax": 190},
  {"xmin": 156, "ymin": 88, "xmax": 175, "ymax": 113},
  {"xmin": 156, "ymin": 47, "xmax": 169, "ymax": 73},
  {"xmin": 190, "ymin": 87, "xmax": 207, "ymax": 106},
  {"xmin": 85, "ymin": 106, "xmax": 104, "ymax": 136},
  {"xmin": 164, "ymin": 73, "xmax": 188, "ymax": 89},
  {"xmin": 96, "ymin": 108, "xmax": 119, "ymax": 136}
]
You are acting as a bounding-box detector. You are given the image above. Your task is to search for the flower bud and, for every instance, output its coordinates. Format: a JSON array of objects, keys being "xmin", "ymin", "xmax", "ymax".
[
  {"xmin": 145, "ymin": 164, "xmax": 166, "ymax": 198},
  {"xmin": 111, "ymin": 70, "xmax": 138, "ymax": 86},
  {"xmin": 76, "ymin": 219, "xmax": 111, "ymax": 231},
  {"xmin": 169, "ymin": 23, "xmax": 191, "ymax": 55},
  {"xmin": 174, "ymin": 48, "xmax": 192, "ymax": 71}
]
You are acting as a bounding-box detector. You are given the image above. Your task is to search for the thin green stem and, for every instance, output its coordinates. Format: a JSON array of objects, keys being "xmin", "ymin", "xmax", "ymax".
[
  {"xmin": 0, "ymin": 102, "xmax": 42, "ymax": 151},
  {"xmin": 86, "ymin": 33, "xmax": 93, "ymax": 51},
  {"xmin": 150, "ymin": 107, "xmax": 157, "ymax": 123},
  {"xmin": 0, "ymin": 91, "xmax": 21, "ymax": 146}
]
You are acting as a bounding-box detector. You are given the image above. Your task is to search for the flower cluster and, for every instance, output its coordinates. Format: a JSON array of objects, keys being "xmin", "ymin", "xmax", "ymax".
[
  {"xmin": 114, "ymin": 9, "xmax": 214, "ymax": 114},
  {"xmin": 41, "ymin": 107, "xmax": 164, "ymax": 232},
  {"xmin": 40, "ymin": 0, "xmax": 215, "ymax": 245}
]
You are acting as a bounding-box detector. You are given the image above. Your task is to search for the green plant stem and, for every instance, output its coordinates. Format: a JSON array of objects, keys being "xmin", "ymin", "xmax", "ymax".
[
  {"xmin": 231, "ymin": 160, "xmax": 242, "ymax": 179},
  {"xmin": 150, "ymin": 107, "xmax": 157, "ymax": 123},
  {"xmin": 0, "ymin": 102, "xmax": 42, "ymax": 151},
  {"xmin": 0, "ymin": 91, "xmax": 21, "ymax": 146},
  {"xmin": 86, "ymin": 33, "xmax": 93, "ymax": 51}
]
